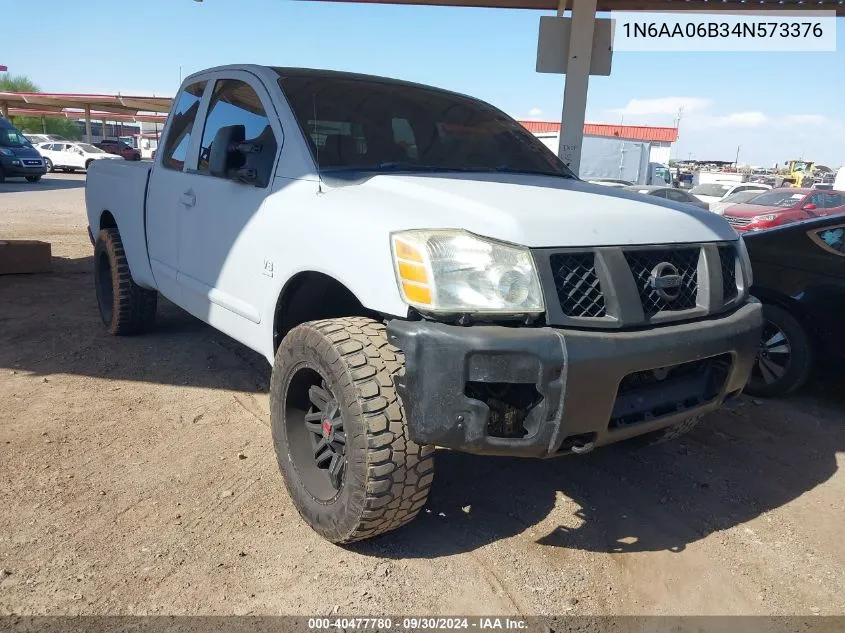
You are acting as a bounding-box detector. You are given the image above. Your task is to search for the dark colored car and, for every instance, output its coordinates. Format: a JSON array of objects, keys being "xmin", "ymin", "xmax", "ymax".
[
  {"xmin": 723, "ymin": 188, "xmax": 845, "ymax": 233},
  {"xmin": 0, "ymin": 117, "xmax": 48, "ymax": 183},
  {"xmin": 744, "ymin": 214, "xmax": 845, "ymax": 396},
  {"xmin": 94, "ymin": 139, "xmax": 141, "ymax": 161},
  {"xmin": 622, "ymin": 184, "xmax": 710, "ymax": 210}
]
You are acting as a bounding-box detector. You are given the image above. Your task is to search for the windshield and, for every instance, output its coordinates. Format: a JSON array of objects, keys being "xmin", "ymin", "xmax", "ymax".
[
  {"xmin": 746, "ymin": 190, "xmax": 805, "ymax": 208},
  {"xmin": 690, "ymin": 183, "xmax": 732, "ymax": 197},
  {"xmin": 276, "ymin": 70, "xmax": 576, "ymax": 178},
  {"xmin": 78, "ymin": 143, "xmax": 105, "ymax": 153},
  {"xmin": 721, "ymin": 190, "xmax": 764, "ymax": 204},
  {"xmin": 0, "ymin": 127, "xmax": 33, "ymax": 148}
]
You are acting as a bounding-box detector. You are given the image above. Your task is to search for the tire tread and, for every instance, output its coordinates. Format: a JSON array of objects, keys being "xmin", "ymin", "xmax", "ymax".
[{"xmin": 95, "ymin": 228, "xmax": 157, "ymax": 336}]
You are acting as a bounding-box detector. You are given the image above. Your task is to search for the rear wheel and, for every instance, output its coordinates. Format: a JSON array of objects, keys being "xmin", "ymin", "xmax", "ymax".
[
  {"xmin": 85, "ymin": 159, "xmax": 94, "ymax": 171},
  {"xmin": 0, "ymin": 167, "xmax": 5, "ymax": 183},
  {"xmin": 94, "ymin": 228, "xmax": 158, "ymax": 336},
  {"xmin": 270, "ymin": 317, "xmax": 434, "ymax": 543},
  {"xmin": 744, "ymin": 304, "xmax": 811, "ymax": 398},
  {"xmin": 44, "ymin": 158, "xmax": 53, "ymax": 172}
]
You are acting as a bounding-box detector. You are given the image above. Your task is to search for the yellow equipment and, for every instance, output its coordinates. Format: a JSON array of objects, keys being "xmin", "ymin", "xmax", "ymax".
[{"xmin": 784, "ymin": 160, "xmax": 816, "ymax": 187}]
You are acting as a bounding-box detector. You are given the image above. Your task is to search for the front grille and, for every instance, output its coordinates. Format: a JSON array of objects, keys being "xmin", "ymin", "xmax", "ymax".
[
  {"xmin": 718, "ymin": 244, "xmax": 738, "ymax": 302},
  {"xmin": 624, "ymin": 248, "xmax": 699, "ymax": 317},
  {"xmin": 609, "ymin": 354, "xmax": 732, "ymax": 429},
  {"xmin": 549, "ymin": 253, "xmax": 606, "ymax": 318},
  {"xmin": 724, "ymin": 215, "xmax": 752, "ymax": 226}
]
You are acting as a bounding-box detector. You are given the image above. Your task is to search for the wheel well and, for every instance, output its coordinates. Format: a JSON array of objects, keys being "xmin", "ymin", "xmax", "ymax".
[
  {"xmin": 751, "ymin": 286, "xmax": 803, "ymax": 318},
  {"xmin": 273, "ymin": 272, "xmax": 377, "ymax": 351},
  {"xmin": 99, "ymin": 210, "xmax": 117, "ymax": 230},
  {"xmin": 751, "ymin": 287, "xmax": 815, "ymax": 345}
]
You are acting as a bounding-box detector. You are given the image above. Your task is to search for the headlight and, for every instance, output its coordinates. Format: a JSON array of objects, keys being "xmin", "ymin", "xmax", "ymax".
[
  {"xmin": 0, "ymin": 148, "xmax": 13, "ymax": 157},
  {"xmin": 751, "ymin": 214, "xmax": 777, "ymax": 223},
  {"xmin": 390, "ymin": 229, "xmax": 545, "ymax": 315},
  {"xmin": 736, "ymin": 236, "xmax": 753, "ymax": 290}
]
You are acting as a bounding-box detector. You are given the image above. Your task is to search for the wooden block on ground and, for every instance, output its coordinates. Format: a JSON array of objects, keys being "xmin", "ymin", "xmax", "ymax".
[{"xmin": 0, "ymin": 240, "xmax": 52, "ymax": 275}]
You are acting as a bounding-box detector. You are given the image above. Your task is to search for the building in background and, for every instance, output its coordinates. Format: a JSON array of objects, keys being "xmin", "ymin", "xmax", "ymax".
[{"xmin": 518, "ymin": 121, "xmax": 678, "ymax": 165}]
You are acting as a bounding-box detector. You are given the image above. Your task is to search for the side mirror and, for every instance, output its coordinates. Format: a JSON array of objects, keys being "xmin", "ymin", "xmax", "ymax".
[
  {"xmin": 209, "ymin": 124, "xmax": 250, "ymax": 181},
  {"xmin": 804, "ymin": 203, "xmax": 817, "ymax": 212}
]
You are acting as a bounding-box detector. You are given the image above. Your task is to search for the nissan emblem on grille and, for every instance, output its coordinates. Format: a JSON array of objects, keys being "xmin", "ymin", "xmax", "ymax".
[{"xmin": 648, "ymin": 262, "xmax": 683, "ymax": 301}]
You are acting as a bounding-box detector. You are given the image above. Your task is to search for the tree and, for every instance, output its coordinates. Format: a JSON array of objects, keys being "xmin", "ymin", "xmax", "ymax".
[{"xmin": 0, "ymin": 72, "xmax": 81, "ymax": 139}]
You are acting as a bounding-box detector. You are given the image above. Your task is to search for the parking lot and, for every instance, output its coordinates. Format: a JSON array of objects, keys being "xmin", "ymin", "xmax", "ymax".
[{"xmin": 1, "ymin": 172, "xmax": 844, "ymax": 616}]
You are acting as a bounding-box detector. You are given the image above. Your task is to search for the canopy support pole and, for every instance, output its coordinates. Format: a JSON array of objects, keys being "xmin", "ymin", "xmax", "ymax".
[
  {"xmin": 557, "ymin": 0, "xmax": 597, "ymax": 176},
  {"xmin": 85, "ymin": 105, "xmax": 92, "ymax": 143}
]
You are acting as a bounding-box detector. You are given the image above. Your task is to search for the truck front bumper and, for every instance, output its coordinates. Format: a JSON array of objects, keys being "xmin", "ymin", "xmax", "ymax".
[
  {"xmin": 387, "ymin": 300, "xmax": 762, "ymax": 458},
  {"xmin": 0, "ymin": 156, "xmax": 47, "ymax": 178}
]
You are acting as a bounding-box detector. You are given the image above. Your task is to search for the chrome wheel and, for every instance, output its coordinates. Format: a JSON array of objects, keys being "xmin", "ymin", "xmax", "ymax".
[{"xmin": 752, "ymin": 322, "xmax": 791, "ymax": 386}]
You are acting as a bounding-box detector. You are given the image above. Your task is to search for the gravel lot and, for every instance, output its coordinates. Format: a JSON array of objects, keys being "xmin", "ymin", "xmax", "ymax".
[{"xmin": 1, "ymin": 173, "xmax": 844, "ymax": 616}]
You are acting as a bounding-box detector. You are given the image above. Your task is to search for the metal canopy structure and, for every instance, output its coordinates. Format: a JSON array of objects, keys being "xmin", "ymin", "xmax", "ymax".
[
  {"xmin": 301, "ymin": 0, "xmax": 842, "ymax": 174},
  {"xmin": 0, "ymin": 91, "xmax": 173, "ymax": 142},
  {"xmin": 6, "ymin": 108, "xmax": 167, "ymax": 125},
  {"xmin": 316, "ymin": 0, "xmax": 845, "ymax": 14}
]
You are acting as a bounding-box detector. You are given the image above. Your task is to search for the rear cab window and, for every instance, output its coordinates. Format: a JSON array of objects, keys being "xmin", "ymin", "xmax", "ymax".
[{"xmin": 160, "ymin": 81, "xmax": 207, "ymax": 171}]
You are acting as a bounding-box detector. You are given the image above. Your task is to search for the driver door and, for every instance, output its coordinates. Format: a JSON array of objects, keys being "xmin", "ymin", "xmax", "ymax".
[{"xmin": 176, "ymin": 71, "xmax": 282, "ymax": 342}]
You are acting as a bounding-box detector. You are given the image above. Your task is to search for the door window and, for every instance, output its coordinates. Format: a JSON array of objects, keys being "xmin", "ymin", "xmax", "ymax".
[
  {"xmin": 650, "ymin": 189, "xmax": 668, "ymax": 198},
  {"xmin": 197, "ymin": 79, "xmax": 278, "ymax": 185},
  {"xmin": 161, "ymin": 81, "xmax": 207, "ymax": 171},
  {"xmin": 815, "ymin": 227, "xmax": 845, "ymax": 254},
  {"xmin": 665, "ymin": 189, "xmax": 689, "ymax": 203},
  {"xmin": 822, "ymin": 193, "xmax": 843, "ymax": 208}
]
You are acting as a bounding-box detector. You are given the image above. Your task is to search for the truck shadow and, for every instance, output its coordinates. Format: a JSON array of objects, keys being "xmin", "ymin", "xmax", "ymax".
[
  {"xmin": 352, "ymin": 383, "xmax": 844, "ymax": 559},
  {"xmin": 0, "ymin": 258, "xmax": 270, "ymax": 394}
]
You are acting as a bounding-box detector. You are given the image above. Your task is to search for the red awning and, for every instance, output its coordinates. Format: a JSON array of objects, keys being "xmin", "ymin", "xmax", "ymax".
[{"xmin": 518, "ymin": 120, "xmax": 678, "ymax": 143}]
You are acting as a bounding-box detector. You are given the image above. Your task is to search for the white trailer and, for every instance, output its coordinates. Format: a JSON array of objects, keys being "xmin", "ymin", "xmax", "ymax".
[{"xmin": 535, "ymin": 134, "xmax": 669, "ymax": 185}]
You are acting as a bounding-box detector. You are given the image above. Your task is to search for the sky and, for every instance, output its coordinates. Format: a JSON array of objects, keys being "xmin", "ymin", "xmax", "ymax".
[{"xmin": 2, "ymin": 0, "xmax": 844, "ymax": 167}]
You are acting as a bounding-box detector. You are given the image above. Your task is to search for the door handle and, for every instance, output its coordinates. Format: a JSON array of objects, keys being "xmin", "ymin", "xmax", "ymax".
[{"xmin": 180, "ymin": 191, "xmax": 196, "ymax": 207}]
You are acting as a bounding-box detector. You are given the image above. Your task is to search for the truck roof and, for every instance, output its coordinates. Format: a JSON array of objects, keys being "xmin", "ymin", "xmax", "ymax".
[{"xmin": 188, "ymin": 64, "xmax": 476, "ymax": 103}]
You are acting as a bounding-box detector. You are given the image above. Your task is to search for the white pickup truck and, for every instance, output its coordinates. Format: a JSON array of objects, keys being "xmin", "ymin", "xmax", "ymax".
[{"xmin": 86, "ymin": 64, "xmax": 762, "ymax": 543}]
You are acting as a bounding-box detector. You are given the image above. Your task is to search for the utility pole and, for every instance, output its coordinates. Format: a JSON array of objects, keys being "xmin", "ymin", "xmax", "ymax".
[
  {"xmin": 672, "ymin": 106, "xmax": 684, "ymax": 159},
  {"xmin": 735, "ymin": 145, "xmax": 741, "ymax": 167}
]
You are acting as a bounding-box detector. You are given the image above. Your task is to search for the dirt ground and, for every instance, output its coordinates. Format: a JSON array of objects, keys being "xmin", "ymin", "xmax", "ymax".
[{"xmin": 1, "ymin": 173, "xmax": 844, "ymax": 616}]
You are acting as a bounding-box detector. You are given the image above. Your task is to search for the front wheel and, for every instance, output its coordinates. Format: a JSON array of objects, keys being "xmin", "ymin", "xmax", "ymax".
[
  {"xmin": 44, "ymin": 158, "xmax": 53, "ymax": 172},
  {"xmin": 94, "ymin": 228, "xmax": 158, "ymax": 335},
  {"xmin": 270, "ymin": 317, "xmax": 434, "ymax": 543},
  {"xmin": 26, "ymin": 175, "xmax": 42, "ymax": 183},
  {"xmin": 744, "ymin": 304, "xmax": 811, "ymax": 398}
]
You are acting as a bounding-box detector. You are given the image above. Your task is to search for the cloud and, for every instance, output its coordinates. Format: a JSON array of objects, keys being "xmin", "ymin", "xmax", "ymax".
[
  {"xmin": 780, "ymin": 114, "xmax": 827, "ymax": 126},
  {"xmin": 713, "ymin": 111, "xmax": 769, "ymax": 127},
  {"xmin": 709, "ymin": 112, "xmax": 829, "ymax": 129},
  {"xmin": 524, "ymin": 107, "xmax": 544, "ymax": 119},
  {"xmin": 610, "ymin": 97, "xmax": 711, "ymax": 117}
]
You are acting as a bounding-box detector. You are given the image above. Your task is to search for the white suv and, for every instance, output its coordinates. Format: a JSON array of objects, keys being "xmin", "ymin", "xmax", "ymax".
[{"xmin": 37, "ymin": 141, "xmax": 121, "ymax": 172}]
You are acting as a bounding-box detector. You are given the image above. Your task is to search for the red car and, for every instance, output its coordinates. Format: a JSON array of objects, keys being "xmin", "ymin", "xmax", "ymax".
[
  {"xmin": 723, "ymin": 188, "xmax": 845, "ymax": 233},
  {"xmin": 93, "ymin": 139, "xmax": 141, "ymax": 161}
]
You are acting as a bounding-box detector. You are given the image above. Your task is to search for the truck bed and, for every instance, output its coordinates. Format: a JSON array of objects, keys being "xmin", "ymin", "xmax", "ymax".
[{"xmin": 85, "ymin": 159, "xmax": 156, "ymax": 289}]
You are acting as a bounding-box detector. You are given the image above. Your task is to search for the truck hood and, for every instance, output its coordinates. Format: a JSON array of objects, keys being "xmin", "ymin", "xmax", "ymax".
[{"xmin": 322, "ymin": 172, "xmax": 738, "ymax": 247}]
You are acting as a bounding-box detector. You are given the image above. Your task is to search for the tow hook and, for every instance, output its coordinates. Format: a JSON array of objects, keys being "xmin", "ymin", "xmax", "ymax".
[{"xmin": 570, "ymin": 441, "xmax": 595, "ymax": 455}]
